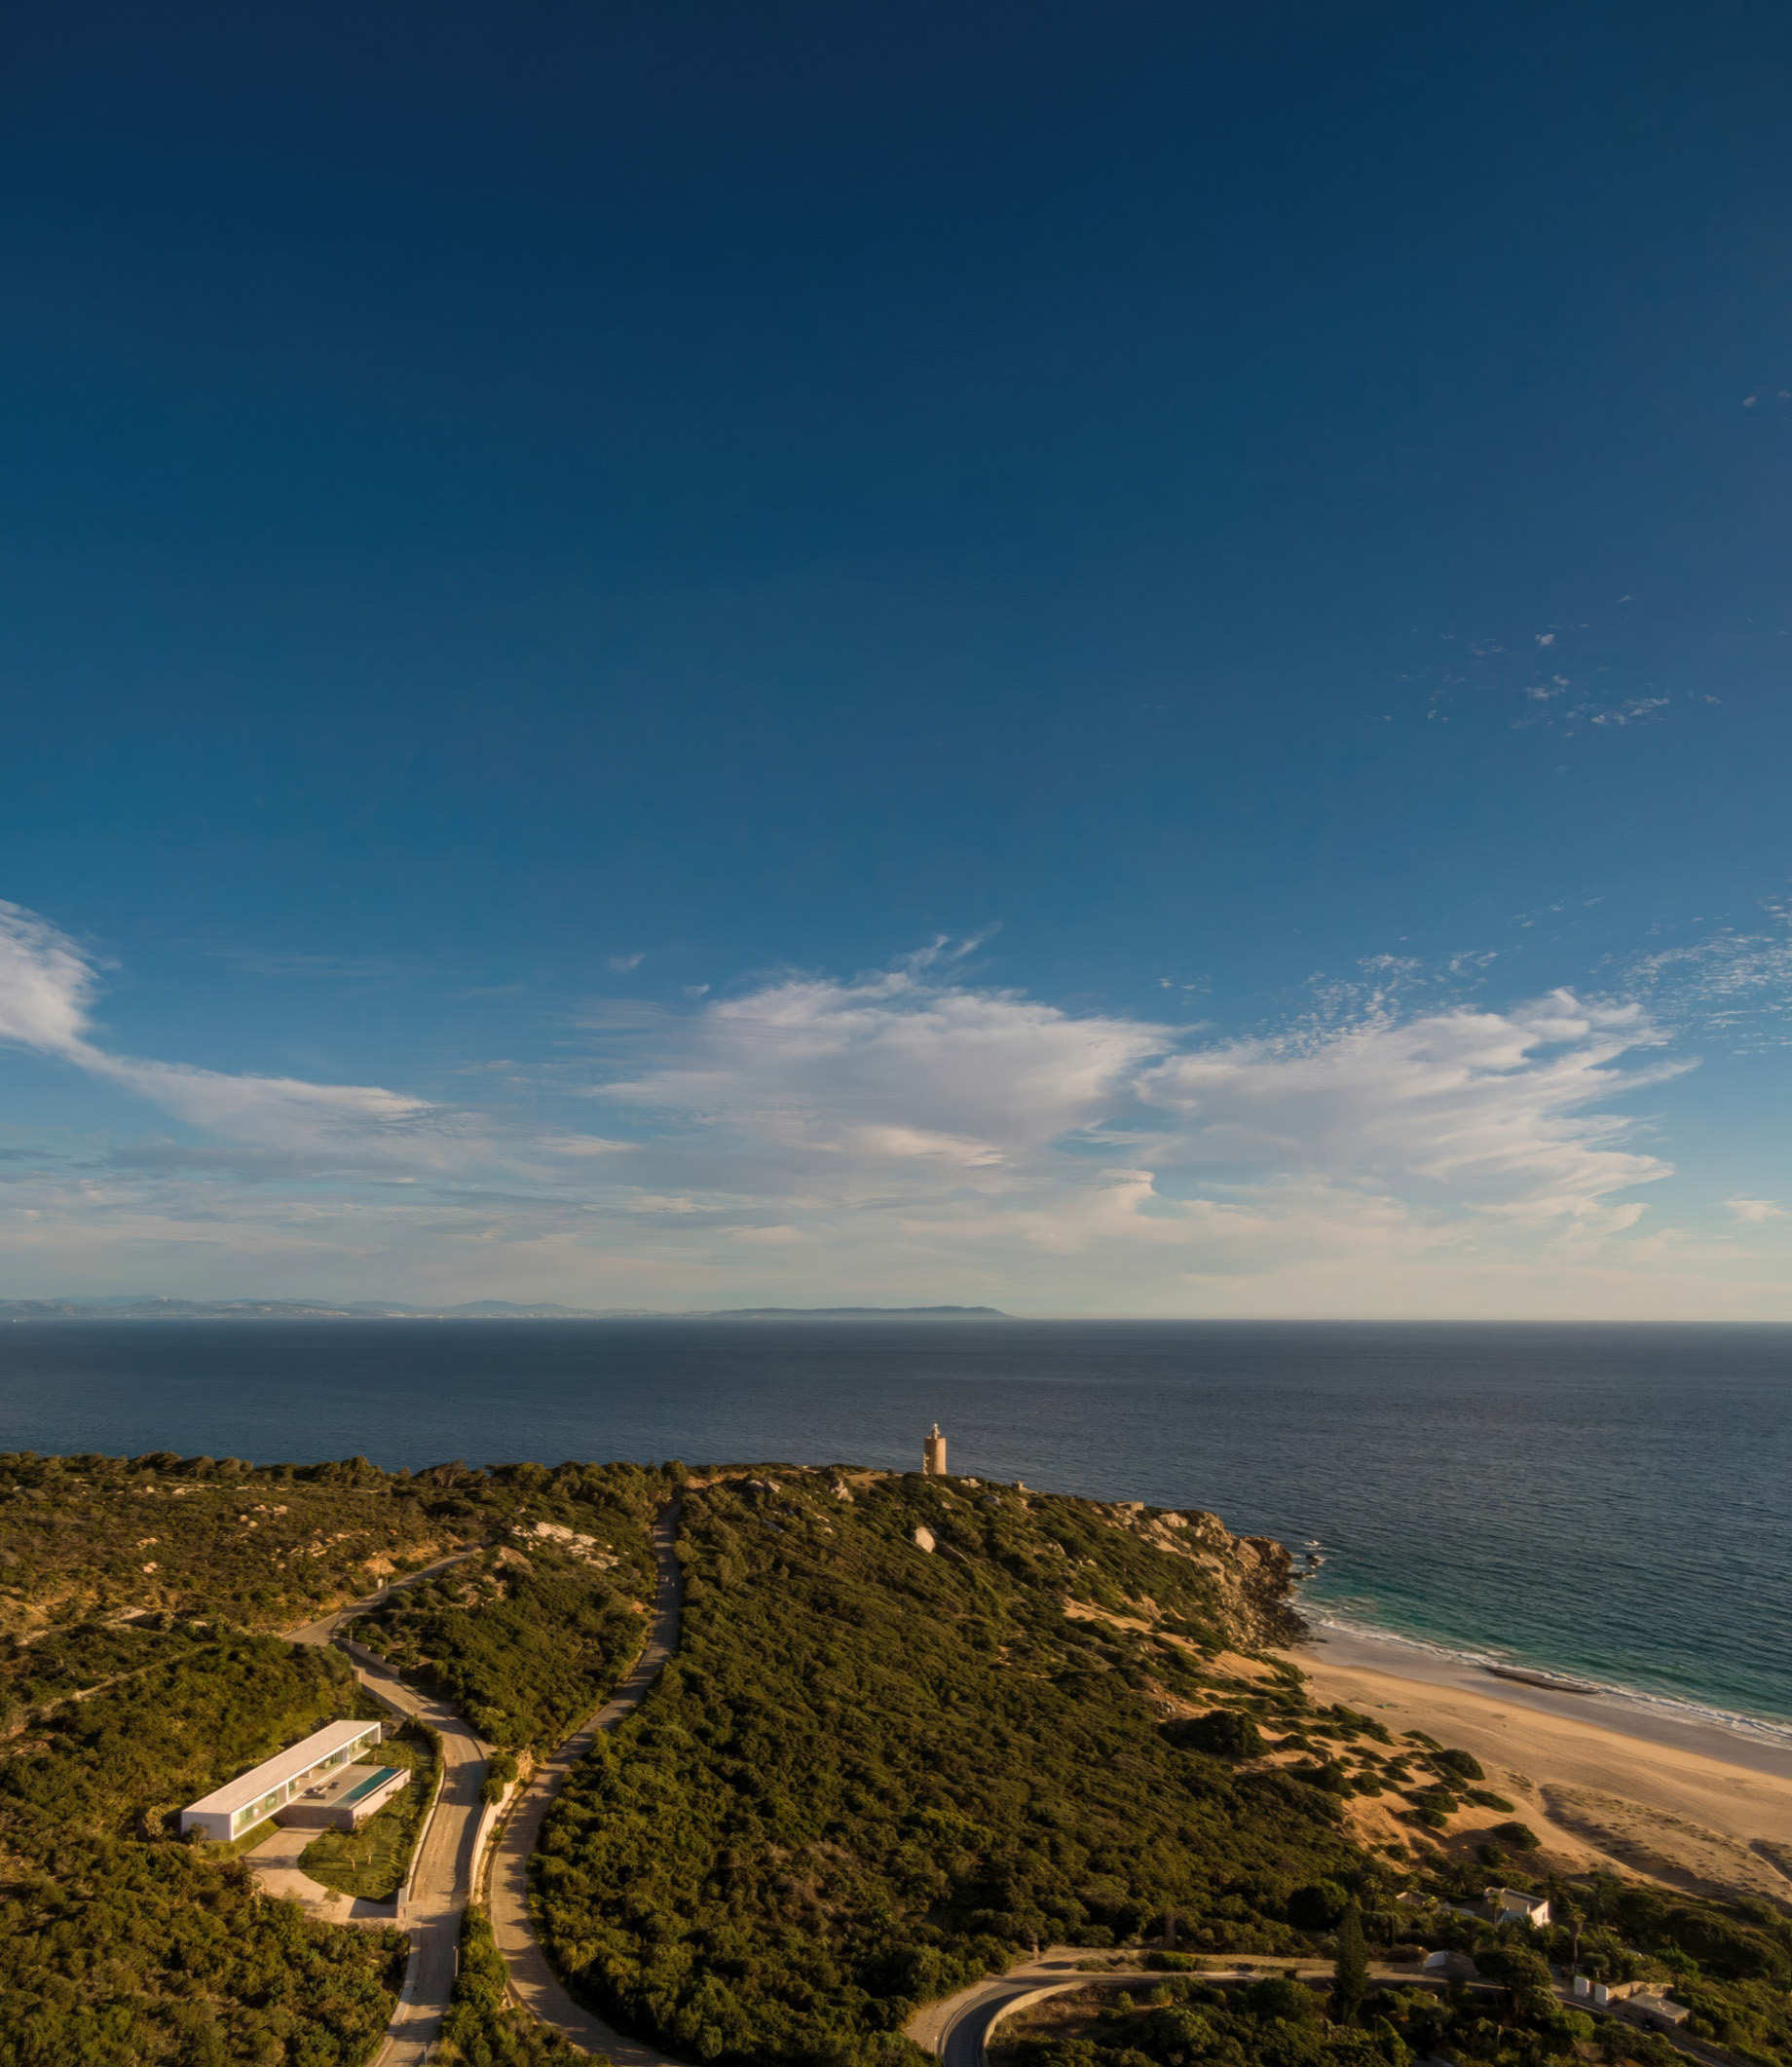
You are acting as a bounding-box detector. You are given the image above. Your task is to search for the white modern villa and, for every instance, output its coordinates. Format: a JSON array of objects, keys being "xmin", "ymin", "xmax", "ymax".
[{"xmin": 180, "ymin": 1719, "xmax": 388, "ymax": 1842}]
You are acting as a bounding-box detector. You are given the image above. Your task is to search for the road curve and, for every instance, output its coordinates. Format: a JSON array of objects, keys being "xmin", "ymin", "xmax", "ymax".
[
  {"xmin": 284, "ymin": 1546, "xmax": 481, "ymax": 1648},
  {"xmin": 487, "ymin": 1499, "xmax": 686, "ymax": 2061},
  {"xmin": 288, "ymin": 1552, "xmax": 490, "ymax": 2066},
  {"xmin": 911, "ymin": 1952, "xmax": 1494, "ymax": 2067},
  {"xmin": 342, "ymin": 1646, "xmax": 490, "ymax": 2066}
]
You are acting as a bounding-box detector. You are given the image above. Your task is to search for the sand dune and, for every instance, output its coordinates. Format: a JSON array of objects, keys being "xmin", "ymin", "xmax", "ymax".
[{"xmin": 1281, "ymin": 1634, "xmax": 1792, "ymax": 1904}]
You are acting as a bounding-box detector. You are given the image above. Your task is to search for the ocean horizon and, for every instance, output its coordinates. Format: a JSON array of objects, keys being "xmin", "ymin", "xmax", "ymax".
[{"xmin": 3, "ymin": 1315, "xmax": 1788, "ymax": 1742}]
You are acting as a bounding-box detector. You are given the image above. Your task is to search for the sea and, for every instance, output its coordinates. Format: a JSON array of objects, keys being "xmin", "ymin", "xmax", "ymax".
[{"xmin": 2, "ymin": 1317, "xmax": 1788, "ymax": 1744}]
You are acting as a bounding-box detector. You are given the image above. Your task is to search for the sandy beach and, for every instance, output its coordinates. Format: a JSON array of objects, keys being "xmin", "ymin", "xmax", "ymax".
[{"xmin": 1279, "ymin": 1626, "xmax": 1792, "ymax": 1906}]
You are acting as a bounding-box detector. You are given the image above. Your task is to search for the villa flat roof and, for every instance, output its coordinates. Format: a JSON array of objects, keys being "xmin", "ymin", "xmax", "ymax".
[{"xmin": 185, "ymin": 1719, "xmax": 378, "ymax": 1817}]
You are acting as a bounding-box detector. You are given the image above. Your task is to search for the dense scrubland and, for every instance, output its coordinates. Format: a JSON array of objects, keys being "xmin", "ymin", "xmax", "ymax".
[
  {"xmin": 528, "ymin": 1467, "xmax": 1792, "ymax": 2067},
  {"xmin": 3, "ymin": 1450, "xmax": 1787, "ymax": 2067},
  {"xmin": 994, "ymin": 1963, "xmax": 1590, "ymax": 2067},
  {"xmin": 348, "ymin": 1461, "xmax": 664, "ymax": 1750},
  {"xmin": 0, "ymin": 1448, "xmax": 661, "ymax": 2064},
  {"xmin": 0, "ymin": 1634, "xmax": 402, "ymax": 2065},
  {"xmin": 0, "ymin": 1449, "xmax": 475, "ymax": 1658},
  {"xmin": 441, "ymin": 1904, "xmax": 584, "ymax": 2067},
  {"xmin": 533, "ymin": 1470, "xmax": 1365, "ymax": 2067},
  {"xmin": 1410, "ymin": 1867, "xmax": 1792, "ymax": 2067}
]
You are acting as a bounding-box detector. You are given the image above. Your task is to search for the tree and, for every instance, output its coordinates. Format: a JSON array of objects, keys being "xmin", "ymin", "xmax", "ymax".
[
  {"xmin": 1333, "ymin": 1902, "xmax": 1370, "ymax": 2025},
  {"xmin": 1288, "ymin": 1880, "xmax": 1350, "ymax": 1930}
]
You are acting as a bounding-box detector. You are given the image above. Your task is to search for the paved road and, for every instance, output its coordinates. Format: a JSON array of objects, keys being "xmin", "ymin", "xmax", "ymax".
[
  {"xmin": 334, "ymin": 1643, "xmax": 490, "ymax": 2066},
  {"xmin": 487, "ymin": 1500, "xmax": 686, "ymax": 2061},
  {"xmin": 910, "ymin": 1951, "xmax": 1466, "ymax": 2067},
  {"xmin": 288, "ymin": 1550, "xmax": 491, "ymax": 2066},
  {"xmin": 284, "ymin": 1547, "xmax": 480, "ymax": 1647}
]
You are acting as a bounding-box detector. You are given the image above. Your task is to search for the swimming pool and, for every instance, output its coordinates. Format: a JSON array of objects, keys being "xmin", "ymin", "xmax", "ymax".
[{"xmin": 340, "ymin": 1765, "xmax": 405, "ymax": 1805}]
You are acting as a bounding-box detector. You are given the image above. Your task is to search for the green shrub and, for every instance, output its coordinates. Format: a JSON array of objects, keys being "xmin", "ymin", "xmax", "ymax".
[
  {"xmin": 441, "ymin": 1904, "xmax": 581, "ymax": 2065},
  {"xmin": 1163, "ymin": 1708, "xmax": 1265, "ymax": 1760},
  {"xmin": 1430, "ymin": 1748, "xmax": 1484, "ymax": 1784}
]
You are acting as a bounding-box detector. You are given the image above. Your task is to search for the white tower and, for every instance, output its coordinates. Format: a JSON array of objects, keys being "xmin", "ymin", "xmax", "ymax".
[{"xmin": 923, "ymin": 1423, "xmax": 947, "ymax": 1476}]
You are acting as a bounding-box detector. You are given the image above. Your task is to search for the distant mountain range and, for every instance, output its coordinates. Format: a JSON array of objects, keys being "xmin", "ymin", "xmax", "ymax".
[{"xmin": 0, "ymin": 1297, "xmax": 1007, "ymax": 1322}]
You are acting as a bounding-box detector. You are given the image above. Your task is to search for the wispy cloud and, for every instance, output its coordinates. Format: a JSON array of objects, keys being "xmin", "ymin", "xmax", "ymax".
[
  {"xmin": 1624, "ymin": 904, "xmax": 1792, "ymax": 1046},
  {"xmin": 1136, "ymin": 991, "xmax": 1678, "ymax": 1224},
  {"xmin": 5, "ymin": 905, "xmax": 1789, "ymax": 1316},
  {"xmin": 213, "ymin": 948, "xmax": 447, "ymax": 984},
  {"xmin": 1406, "ymin": 607, "xmax": 1706, "ymax": 736},
  {"xmin": 0, "ymin": 901, "xmax": 441, "ymax": 1157}
]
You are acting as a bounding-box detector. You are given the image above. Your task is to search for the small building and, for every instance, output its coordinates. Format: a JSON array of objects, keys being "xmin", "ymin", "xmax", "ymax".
[
  {"xmin": 1487, "ymin": 1887, "xmax": 1550, "ymax": 1929},
  {"xmin": 923, "ymin": 1423, "xmax": 947, "ymax": 1476},
  {"xmin": 1623, "ymin": 1992, "xmax": 1691, "ymax": 2031},
  {"xmin": 1586, "ymin": 1980, "xmax": 1641, "ymax": 2006},
  {"xmin": 179, "ymin": 1719, "xmax": 382, "ymax": 1842},
  {"xmin": 1579, "ymin": 1981, "xmax": 1690, "ymax": 2028},
  {"xmin": 1424, "ymin": 1950, "xmax": 1479, "ymax": 1980}
]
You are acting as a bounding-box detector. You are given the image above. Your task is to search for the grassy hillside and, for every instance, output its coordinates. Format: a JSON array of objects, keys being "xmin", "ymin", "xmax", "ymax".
[{"xmin": 532, "ymin": 1468, "xmax": 1366, "ymax": 2067}]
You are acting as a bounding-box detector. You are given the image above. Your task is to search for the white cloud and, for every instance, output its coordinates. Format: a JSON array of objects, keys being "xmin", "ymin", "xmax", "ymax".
[
  {"xmin": 604, "ymin": 965, "xmax": 1164, "ymax": 1159},
  {"xmin": 9, "ymin": 907, "xmax": 1792, "ymax": 1316},
  {"xmin": 1136, "ymin": 991, "xmax": 1678, "ymax": 1222},
  {"xmin": 0, "ymin": 901, "xmax": 438, "ymax": 1156},
  {"xmin": 1625, "ymin": 908, "xmax": 1792, "ymax": 1045},
  {"xmin": 1589, "ymin": 696, "xmax": 1669, "ymax": 727},
  {"xmin": 0, "ymin": 901, "xmax": 103, "ymax": 1056}
]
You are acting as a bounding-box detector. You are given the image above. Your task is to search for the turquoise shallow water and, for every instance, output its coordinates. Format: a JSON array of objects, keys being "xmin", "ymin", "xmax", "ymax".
[{"xmin": 1, "ymin": 1317, "xmax": 1787, "ymax": 1734}]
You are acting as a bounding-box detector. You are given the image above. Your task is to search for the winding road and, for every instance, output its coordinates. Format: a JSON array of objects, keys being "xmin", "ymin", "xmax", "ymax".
[
  {"xmin": 280, "ymin": 1522, "xmax": 688, "ymax": 2062},
  {"xmin": 910, "ymin": 1953, "xmax": 1464, "ymax": 2067},
  {"xmin": 289, "ymin": 1556, "xmax": 491, "ymax": 2065},
  {"xmin": 485, "ymin": 1499, "xmax": 687, "ymax": 2061}
]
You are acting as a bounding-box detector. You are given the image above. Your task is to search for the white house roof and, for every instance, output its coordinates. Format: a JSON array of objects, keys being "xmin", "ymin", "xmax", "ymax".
[{"xmin": 185, "ymin": 1719, "xmax": 376, "ymax": 1817}]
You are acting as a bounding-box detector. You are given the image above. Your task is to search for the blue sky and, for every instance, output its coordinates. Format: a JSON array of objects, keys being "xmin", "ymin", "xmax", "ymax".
[{"xmin": 2, "ymin": 0, "xmax": 1790, "ymax": 1314}]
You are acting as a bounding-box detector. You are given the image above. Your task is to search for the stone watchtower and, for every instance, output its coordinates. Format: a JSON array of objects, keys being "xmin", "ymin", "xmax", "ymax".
[{"xmin": 922, "ymin": 1423, "xmax": 947, "ymax": 1477}]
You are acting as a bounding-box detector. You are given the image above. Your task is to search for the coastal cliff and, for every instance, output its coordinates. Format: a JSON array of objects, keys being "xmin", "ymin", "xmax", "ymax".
[{"xmin": 1098, "ymin": 1498, "xmax": 1307, "ymax": 1650}]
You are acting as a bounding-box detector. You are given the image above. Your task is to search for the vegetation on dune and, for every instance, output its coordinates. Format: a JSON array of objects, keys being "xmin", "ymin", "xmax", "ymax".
[
  {"xmin": 348, "ymin": 1461, "xmax": 667, "ymax": 1750},
  {"xmin": 532, "ymin": 1469, "xmax": 1368, "ymax": 2067},
  {"xmin": 0, "ymin": 1633, "xmax": 402, "ymax": 2064}
]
